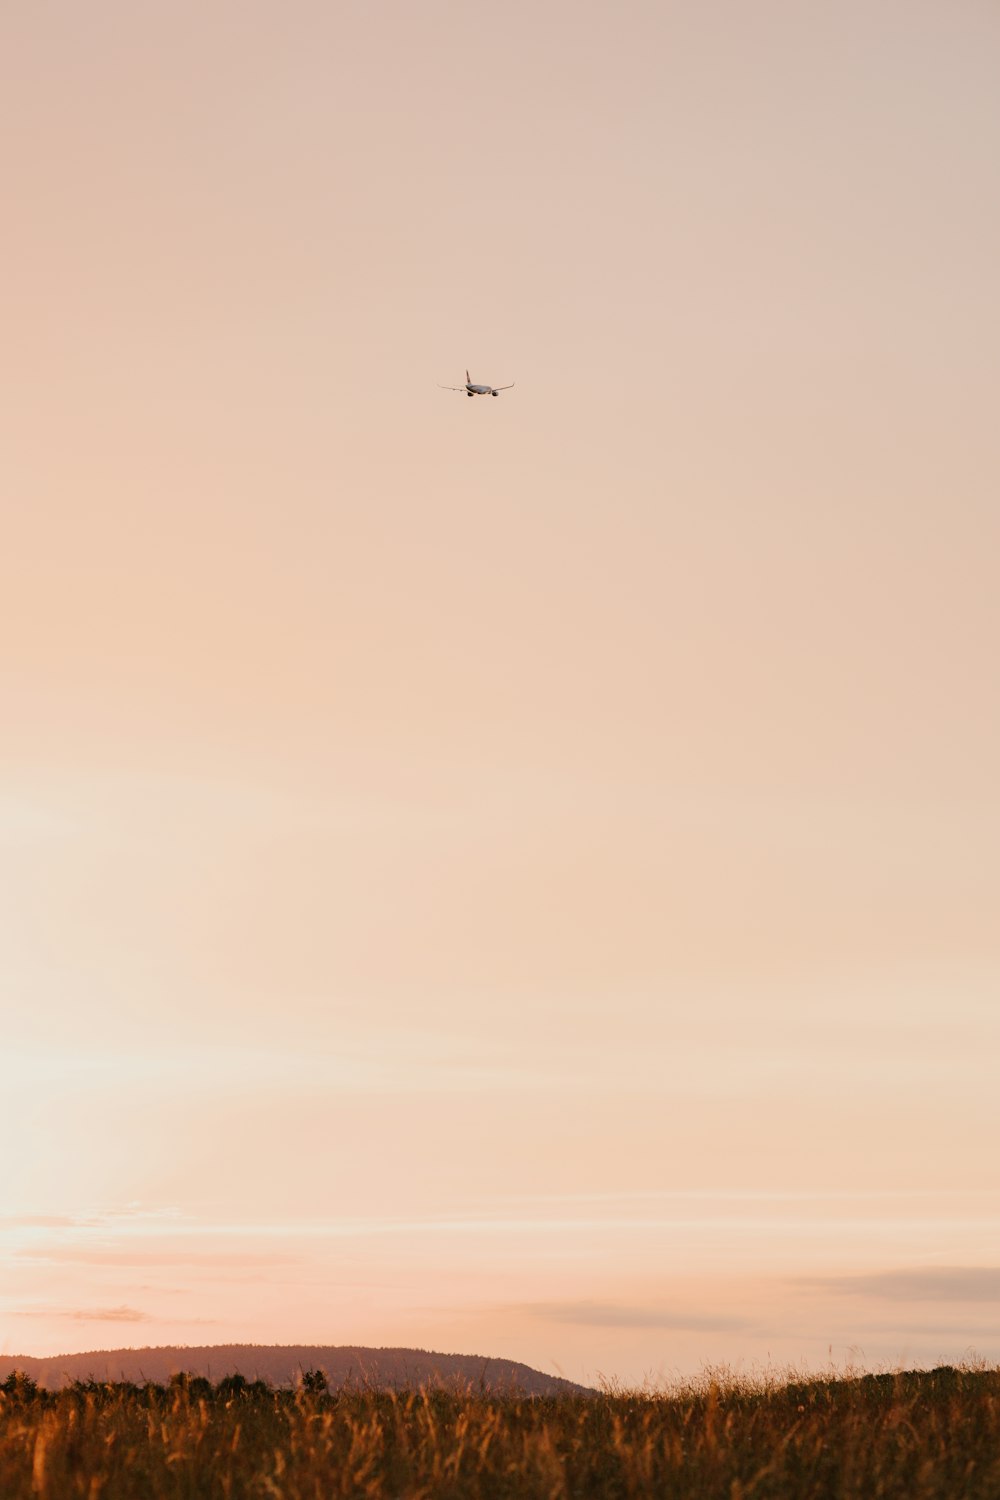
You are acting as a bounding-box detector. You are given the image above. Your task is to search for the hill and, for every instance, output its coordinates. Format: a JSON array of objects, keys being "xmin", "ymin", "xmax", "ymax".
[{"xmin": 0, "ymin": 1343, "xmax": 589, "ymax": 1395}]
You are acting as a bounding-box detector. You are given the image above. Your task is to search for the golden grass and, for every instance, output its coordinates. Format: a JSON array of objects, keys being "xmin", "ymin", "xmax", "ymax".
[{"xmin": 2, "ymin": 1364, "xmax": 998, "ymax": 1497}]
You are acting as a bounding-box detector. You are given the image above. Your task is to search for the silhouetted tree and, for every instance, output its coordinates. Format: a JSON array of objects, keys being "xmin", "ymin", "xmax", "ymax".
[
  {"xmin": 217, "ymin": 1373, "xmax": 249, "ymax": 1399},
  {"xmin": 2, "ymin": 1371, "xmax": 38, "ymax": 1401}
]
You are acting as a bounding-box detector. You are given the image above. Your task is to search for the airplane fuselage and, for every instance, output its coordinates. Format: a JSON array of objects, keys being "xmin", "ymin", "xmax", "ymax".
[{"xmin": 439, "ymin": 370, "xmax": 513, "ymax": 397}]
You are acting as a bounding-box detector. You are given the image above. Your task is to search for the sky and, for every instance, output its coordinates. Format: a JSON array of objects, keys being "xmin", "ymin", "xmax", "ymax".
[{"xmin": 2, "ymin": 0, "xmax": 999, "ymax": 1387}]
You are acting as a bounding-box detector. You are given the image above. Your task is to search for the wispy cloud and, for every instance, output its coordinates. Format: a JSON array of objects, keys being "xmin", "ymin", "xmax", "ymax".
[
  {"xmin": 521, "ymin": 1301, "xmax": 754, "ymax": 1332},
  {"xmin": 0, "ymin": 1216, "xmax": 78, "ymax": 1230},
  {"xmin": 0, "ymin": 1206, "xmax": 182, "ymax": 1234},
  {"xmin": 14, "ymin": 1246, "xmax": 298, "ymax": 1268},
  {"xmin": 13, "ymin": 1306, "xmax": 151, "ymax": 1323},
  {"xmin": 805, "ymin": 1268, "xmax": 1000, "ymax": 1302}
]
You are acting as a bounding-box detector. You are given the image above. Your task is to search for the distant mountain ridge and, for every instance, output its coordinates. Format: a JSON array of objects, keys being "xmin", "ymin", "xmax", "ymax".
[{"xmin": 0, "ymin": 1344, "xmax": 590, "ymax": 1395}]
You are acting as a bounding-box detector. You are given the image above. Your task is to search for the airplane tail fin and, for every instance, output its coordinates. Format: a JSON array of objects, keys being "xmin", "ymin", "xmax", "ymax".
[{"xmin": 466, "ymin": 369, "xmax": 471, "ymax": 385}]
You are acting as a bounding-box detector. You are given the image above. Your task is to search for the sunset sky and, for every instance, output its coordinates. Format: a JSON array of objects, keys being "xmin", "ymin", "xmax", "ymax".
[{"xmin": 3, "ymin": 0, "xmax": 999, "ymax": 1386}]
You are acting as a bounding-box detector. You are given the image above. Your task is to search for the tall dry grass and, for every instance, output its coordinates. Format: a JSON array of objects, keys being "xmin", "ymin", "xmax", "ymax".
[{"xmin": 1, "ymin": 1364, "xmax": 998, "ymax": 1497}]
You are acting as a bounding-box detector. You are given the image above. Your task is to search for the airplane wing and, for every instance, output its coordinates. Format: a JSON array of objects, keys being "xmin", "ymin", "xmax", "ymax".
[
  {"xmin": 438, "ymin": 384, "xmax": 467, "ymax": 391},
  {"xmin": 494, "ymin": 383, "xmax": 515, "ymax": 391}
]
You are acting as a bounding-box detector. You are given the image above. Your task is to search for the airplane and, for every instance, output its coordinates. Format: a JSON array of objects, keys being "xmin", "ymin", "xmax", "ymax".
[{"xmin": 438, "ymin": 370, "xmax": 515, "ymax": 398}]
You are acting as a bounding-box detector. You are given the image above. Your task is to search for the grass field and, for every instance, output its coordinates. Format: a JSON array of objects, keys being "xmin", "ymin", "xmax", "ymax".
[{"xmin": 2, "ymin": 1364, "xmax": 998, "ymax": 1497}]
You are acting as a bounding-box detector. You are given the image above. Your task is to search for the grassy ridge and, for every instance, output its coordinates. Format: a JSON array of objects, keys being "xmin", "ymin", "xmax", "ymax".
[
  {"xmin": 2, "ymin": 1366, "xmax": 998, "ymax": 1497},
  {"xmin": 0, "ymin": 1345, "xmax": 588, "ymax": 1397}
]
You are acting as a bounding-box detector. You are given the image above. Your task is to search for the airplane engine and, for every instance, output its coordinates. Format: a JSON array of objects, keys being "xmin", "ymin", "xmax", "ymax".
[{"xmin": 491, "ymin": 390, "xmax": 498, "ymax": 396}]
